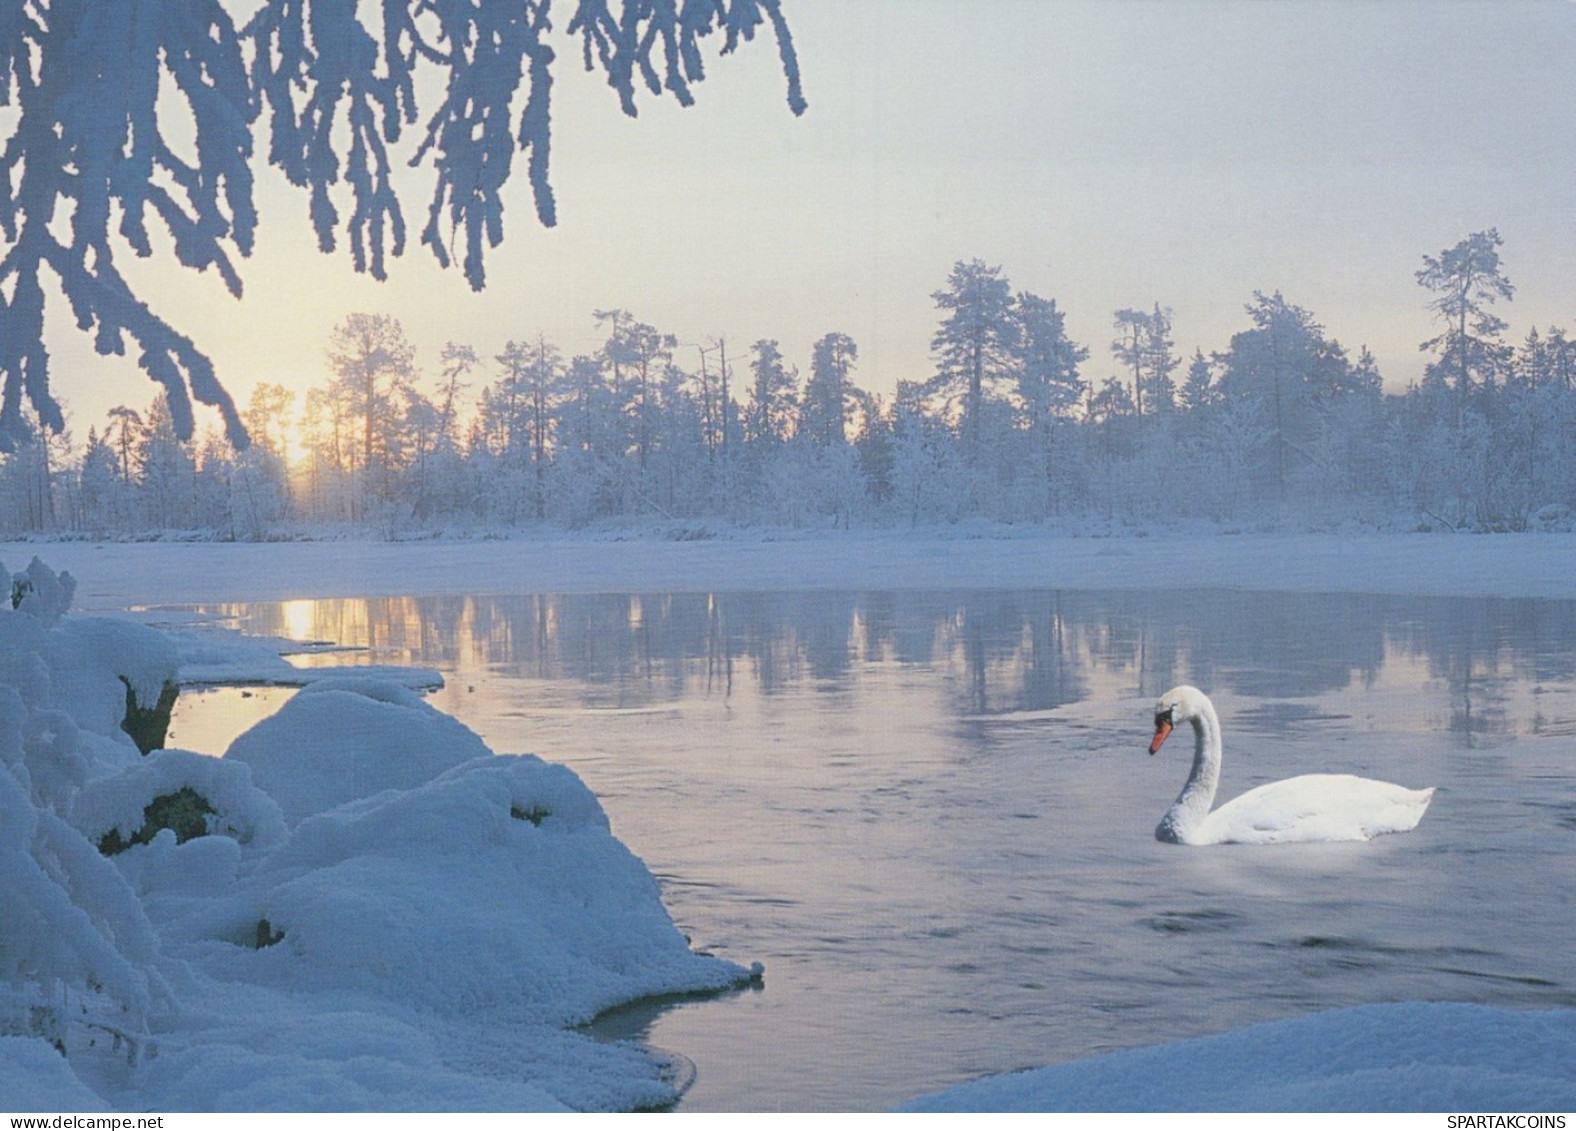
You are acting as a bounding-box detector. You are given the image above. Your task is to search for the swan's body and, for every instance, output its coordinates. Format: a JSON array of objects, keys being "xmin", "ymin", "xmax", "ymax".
[{"xmin": 1148, "ymin": 686, "xmax": 1434, "ymax": 846}]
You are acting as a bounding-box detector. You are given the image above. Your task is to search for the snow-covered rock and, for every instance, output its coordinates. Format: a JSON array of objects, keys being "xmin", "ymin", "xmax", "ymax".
[
  {"xmin": 70, "ymin": 748, "xmax": 288, "ymax": 863},
  {"xmin": 223, "ymin": 677, "xmax": 492, "ymax": 823},
  {"xmin": 0, "ymin": 561, "xmax": 757, "ymax": 1111},
  {"xmin": 161, "ymin": 753, "xmax": 752, "ymax": 1025}
]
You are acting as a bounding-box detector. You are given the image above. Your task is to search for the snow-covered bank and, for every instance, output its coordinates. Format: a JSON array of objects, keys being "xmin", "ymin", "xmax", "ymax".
[
  {"xmin": 8, "ymin": 530, "xmax": 1576, "ymax": 608},
  {"xmin": 0, "ymin": 559, "xmax": 755, "ymax": 1112},
  {"xmin": 901, "ymin": 1002, "xmax": 1576, "ymax": 1112}
]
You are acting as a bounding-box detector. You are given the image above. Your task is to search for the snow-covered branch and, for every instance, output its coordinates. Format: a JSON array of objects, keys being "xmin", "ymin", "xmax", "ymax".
[{"xmin": 0, "ymin": 0, "xmax": 806, "ymax": 451}]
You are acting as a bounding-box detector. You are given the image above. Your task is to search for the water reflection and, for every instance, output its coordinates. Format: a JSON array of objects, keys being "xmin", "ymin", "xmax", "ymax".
[{"xmin": 195, "ymin": 589, "xmax": 1576, "ymax": 745}]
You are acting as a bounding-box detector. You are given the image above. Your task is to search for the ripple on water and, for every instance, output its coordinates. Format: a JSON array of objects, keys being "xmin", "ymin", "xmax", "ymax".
[{"xmin": 1140, "ymin": 909, "xmax": 1248, "ymax": 935}]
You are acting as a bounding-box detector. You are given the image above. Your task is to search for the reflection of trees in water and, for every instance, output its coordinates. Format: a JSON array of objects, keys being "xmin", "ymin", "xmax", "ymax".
[
  {"xmin": 206, "ymin": 591, "xmax": 1576, "ymax": 733},
  {"xmin": 1387, "ymin": 598, "xmax": 1576, "ymax": 744},
  {"xmin": 928, "ymin": 592, "xmax": 1087, "ymax": 717}
]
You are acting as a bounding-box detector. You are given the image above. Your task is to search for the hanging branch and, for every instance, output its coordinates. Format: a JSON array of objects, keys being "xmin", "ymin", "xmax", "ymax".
[
  {"xmin": 0, "ymin": 0, "xmax": 806, "ymax": 452},
  {"xmin": 1, "ymin": 0, "xmax": 255, "ymax": 451}
]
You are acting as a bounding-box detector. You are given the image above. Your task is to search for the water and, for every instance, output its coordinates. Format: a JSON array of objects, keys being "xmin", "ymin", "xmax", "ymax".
[{"xmin": 168, "ymin": 589, "xmax": 1576, "ymax": 1112}]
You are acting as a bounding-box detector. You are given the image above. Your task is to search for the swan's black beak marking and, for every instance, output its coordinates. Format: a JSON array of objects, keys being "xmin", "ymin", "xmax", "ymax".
[{"xmin": 1149, "ymin": 714, "xmax": 1173, "ymax": 755}]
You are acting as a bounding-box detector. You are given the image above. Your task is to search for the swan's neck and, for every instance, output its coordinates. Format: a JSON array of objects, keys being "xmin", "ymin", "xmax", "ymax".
[{"xmin": 1156, "ymin": 701, "xmax": 1223, "ymax": 844}]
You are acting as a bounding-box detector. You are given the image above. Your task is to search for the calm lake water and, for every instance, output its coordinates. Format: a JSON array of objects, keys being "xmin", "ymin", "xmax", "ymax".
[{"xmin": 168, "ymin": 589, "xmax": 1576, "ymax": 1112}]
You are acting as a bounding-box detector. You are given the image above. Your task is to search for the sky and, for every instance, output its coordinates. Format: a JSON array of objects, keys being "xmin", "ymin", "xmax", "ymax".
[{"xmin": 42, "ymin": 0, "xmax": 1576, "ymax": 438}]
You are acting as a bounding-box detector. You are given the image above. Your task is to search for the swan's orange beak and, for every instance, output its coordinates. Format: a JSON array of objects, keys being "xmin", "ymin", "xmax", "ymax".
[{"xmin": 1149, "ymin": 719, "xmax": 1173, "ymax": 755}]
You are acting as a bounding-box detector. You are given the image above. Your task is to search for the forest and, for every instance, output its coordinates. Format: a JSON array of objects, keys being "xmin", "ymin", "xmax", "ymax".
[{"xmin": 2, "ymin": 229, "xmax": 1572, "ymax": 540}]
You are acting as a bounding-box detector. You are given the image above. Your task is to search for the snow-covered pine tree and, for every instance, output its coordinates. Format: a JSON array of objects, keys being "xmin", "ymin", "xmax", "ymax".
[
  {"xmin": 928, "ymin": 260, "xmax": 1019, "ymax": 468},
  {"xmin": 1014, "ymin": 292, "xmax": 1087, "ymax": 516},
  {"xmin": 1111, "ymin": 304, "xmax": 1179, "ymax": 416},
  {"xmin": 1417, "ymin": 229, "xmax": 1516, "ymax": 403},
  {"xmin": 801, "ymin": 332, "xmax": 858, "ymax": 447},
  {"xmin": 1219, "ymin": 291, "xmax": 1338, "ymax": 504},
  {"xmin": 491, "ymin": 336, "xmax": 564, "ymax": 521},
  {"xmin": 324, "ymin": 313, "xmax": 418, "ymax": 519}
]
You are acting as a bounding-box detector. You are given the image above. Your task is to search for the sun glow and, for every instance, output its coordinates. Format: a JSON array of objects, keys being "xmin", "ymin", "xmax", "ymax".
[
  {"xmin": 280, "ymin": 599, "xmax": 318, "ymax": 647},
  {"xmin": 240, "ymin": 379, "xmax": 312, "ymax": 472}
]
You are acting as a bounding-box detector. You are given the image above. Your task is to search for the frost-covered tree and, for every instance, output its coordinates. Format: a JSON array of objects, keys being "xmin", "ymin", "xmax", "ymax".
[
  {"xmin": 1178, "ymin": 349, "xmax": 1222, "ymax": 414},
  {"xmin": 104, "ymin": 405, "xmax": 144, "ymax": 485},
  {"xmin": 557, "ymin": 354, "xmax": 609, "ymax": 458},
  {"xmin": 242, "ymin": 383, "xmax": 296, "ymax": 466},
  {"xmin": 744, "ymin": 339, "xmax": 796, "ymax": 447},
  {"xmin": 927, "ymin": 260, "xmax": 1018, "ymax": 465},
  {"xmin": 595, "ymin": 309, "xmax": 674, "ymax": 472},
  {"xmin": 1417, "ymin": 229, "xmax": 1515, "ymax": 400},
  {"xmin": 801, "ymin": 332, "xmax": 858, "ymax": 446},
  {"xmin": 1512, "ymin": 326, "xmax": 1576, "ymax": 391},
  {"xmin": 136, "ymin": 393, "xmax": 196, "ymax": 530},
  {"xmin": 0, "ymin": 1, "xmax": 805, "ymax": 454},
  {"xmin": 0, "ymin": 403, "xmax": 67, "ymax": 534},
  {"xmin": 1087, "ymin": 374, "xmax": 1136, "ymax": 426},
  {"xmin": 72, "ymin": 426, "xmax": 117, "ymax": 530},
  {"xmin": 1013, "ymin": 292, "xmax": 1085, "ymax": 515},
  {"xmin": 1299, "ymin": 345, "xmax": 1386, "ymax": 513},
  {"xmin": 853, "ymin": 395, "xmax": 894, "ymax": 506},
  {"xmin": 1220, "ymin": 292, "xmax": 1343, "ymax": 502},
  {"xmin": 685, "ymin": 338, "xmax": 738, "ymax": 465},
  {"xmin": 488, "ymin": 336, "xmax": 563, "ymax": 520},
  {"xmin": 1111, "ymin": 304, "xmax": 1178, "ymax": 416},
  {"xmin": 234, "ymin": 382, "xmax": 294, "ymax": 530},
  {"xmin": 327, "ymin": 314, "xmax": 417, "ymax": 472},
  {"xmin": 299, "ymin": 382, "xmax": 354, "ymax": 520},
  {"xmin": 887, "ymin": 381, "xmax": 964, "ymax": 526},
  {"xmin": 435, "ymin": 342, "xmax": 478, "ymax": 449},
  {"xmin": 1015, "ymin": 294, "xmax": 1085, "ymax": 421},
  {"xmin": 643, "ymin": 358, "xmax": 715, "ymax": 516},
  {"xmin": 324, "ymin": 313, "xmax": 417, "ymax": 516}
]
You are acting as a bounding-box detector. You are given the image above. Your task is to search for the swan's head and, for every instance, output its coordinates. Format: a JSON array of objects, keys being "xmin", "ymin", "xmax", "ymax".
[{"xmin": 1149, "ymin": 685, "xmax": 1210, "ymax": 754}]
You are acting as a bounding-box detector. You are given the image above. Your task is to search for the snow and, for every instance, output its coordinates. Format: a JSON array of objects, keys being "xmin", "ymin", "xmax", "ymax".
[
  {"xmin": 223, "ymin": 678, "xmax": 490, "ymax": 823},
  {"xmin": 0, "ymin": 556, "xmax": 756, "ymax": 1113},
  {"xmin": 12, "ymin": 530, "xmax": 1576, "ymax": 610},
  {"xmin": 47, "ymin": 617, "xmax": 178, "ymax": 743},
  {"xmin": 69, "ymin": 748, "xmax": 288, "ymax": 861},
  {"xmin": 3, "ymin": 531, "xmax": 1576, "ymax": 1113},
  {"xmin": 0, "ymin": 1036, "xmax": 110, "ymax": 1111},
  {"xmin": 902, "ymin": 1002, "xmax": 1576, "ymax": 1112}
]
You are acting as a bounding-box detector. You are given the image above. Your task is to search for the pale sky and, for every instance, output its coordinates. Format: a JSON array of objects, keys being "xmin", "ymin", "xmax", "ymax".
[{"xmin": 44, "ymin": 0, "xmax": 1576, "ymax": 436}]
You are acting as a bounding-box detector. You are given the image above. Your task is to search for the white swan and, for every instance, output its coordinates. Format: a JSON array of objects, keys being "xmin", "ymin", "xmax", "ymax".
[{"xmin": 1147, "ymin": 685, "xmax": 1434, "ymax": 845}]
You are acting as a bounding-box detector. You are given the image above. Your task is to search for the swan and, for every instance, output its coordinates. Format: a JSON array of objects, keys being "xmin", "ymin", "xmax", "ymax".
[{"xmin": 1147, "ymin": 685, "xmax": 1434, "ymax": 845}]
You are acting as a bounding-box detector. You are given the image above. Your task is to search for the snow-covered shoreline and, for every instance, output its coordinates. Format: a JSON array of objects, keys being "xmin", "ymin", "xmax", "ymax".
[
  {"xmin": 0, "ymin": 557, "xmax": 758, "ymax": 1113},
  {"xmin": 7, "ymin": 529, "xmax": 1576, "ymax": 610}
]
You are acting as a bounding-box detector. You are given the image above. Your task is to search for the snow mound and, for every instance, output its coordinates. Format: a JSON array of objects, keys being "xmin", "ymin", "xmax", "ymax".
[
  {"xmin": 1, "ymin": 560, "xmax": 758, "ymax": 1111},
  {"xmin": 0, "ymin": 1035, "xmax": 111, "ymax": 1110},
  {"xmin": 171, "ymin": 754, "xmax": 750, "ymax": 1024},
  {"xmin": 223, "ymin": 677, "xmax": 491, "ymax": 823},
  {"xmin": 901, "ymin": 1002, "xmax": 1576, "ymax": 1112}
]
